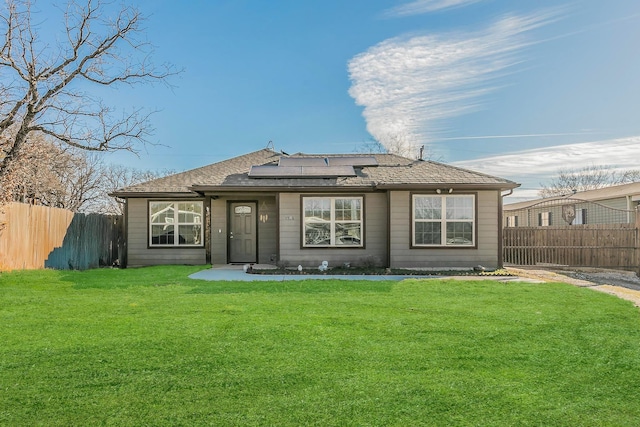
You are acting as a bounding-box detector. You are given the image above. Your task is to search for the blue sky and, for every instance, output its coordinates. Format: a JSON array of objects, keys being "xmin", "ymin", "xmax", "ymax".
[{"xmin": 70, "ymin": 0, "xmax": 640, "ymax": 201}]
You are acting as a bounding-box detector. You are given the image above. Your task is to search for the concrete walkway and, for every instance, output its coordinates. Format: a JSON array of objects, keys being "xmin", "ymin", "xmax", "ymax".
[{"xmin": 188, "ymin": 264, "xmax": 544, "ymax": 283}]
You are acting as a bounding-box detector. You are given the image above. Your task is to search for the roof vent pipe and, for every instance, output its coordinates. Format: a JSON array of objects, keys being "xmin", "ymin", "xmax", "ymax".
[{"xmin": 419, "ymin": 145, "xmax": 424, "ymax": 160}]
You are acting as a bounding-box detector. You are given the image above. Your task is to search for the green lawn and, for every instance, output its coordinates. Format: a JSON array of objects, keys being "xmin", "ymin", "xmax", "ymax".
[{"xmin": 1, "ymin": 266, "xmax": 640, "ymax": 426}]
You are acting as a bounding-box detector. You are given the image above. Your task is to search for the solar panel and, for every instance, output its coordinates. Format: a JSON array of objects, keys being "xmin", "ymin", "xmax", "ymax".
[
  {"xmin": 301, "ymin": 166, "xmax": 357, "ymax": 177},
  {"xmin": 249, "ymin": 165, "xmax": 356, "ymax": 178},
  {"xmin": 248, "ymin": 166, "xmax": 284, "ymax": 177},
  {"xmin": 248, "ymin": 155, "xmax": 377, "ymax": 178},
  {"xmin": 279, "ymin": 157, "xmax": 328, "ymax": 167}
]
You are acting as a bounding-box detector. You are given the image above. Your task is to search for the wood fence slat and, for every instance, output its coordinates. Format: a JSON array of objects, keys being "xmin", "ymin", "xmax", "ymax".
[
  {"xmin": 0, "ymin": 203, "xmax": 123, "ymax": 271},
  {"xmin": 503, "ymin": 223, "xmax": 639, "ymax": 271}
]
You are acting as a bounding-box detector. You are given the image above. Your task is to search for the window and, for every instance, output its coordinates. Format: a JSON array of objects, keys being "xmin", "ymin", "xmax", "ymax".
[
  {"xmin": 413, "ymin": 195, "xmax": 475, "ymax": 247},
  {"xmin": 506, "ymin": 215, "xmax": 519, "ymax": 227},
  {"xmin": 538, "ymin": 212, "xmax": 552, "ymax": 226},
  {"xmin": 234, "ymin": 205, "xmax": 252, "ymax": 214},
  {"xmin": 574, "ymin": 208, "xmax": 587, "ymax": 225},
  {"xmin": 149, "ymin": 201, "xmax": 203, "ymax": 247},
  {"xmin": 303, "ymin": 197, "xmax": 363, "ymax": 247}
]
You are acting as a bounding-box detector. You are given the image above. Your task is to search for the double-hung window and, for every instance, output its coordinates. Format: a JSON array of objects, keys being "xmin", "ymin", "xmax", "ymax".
[
  {"xmin": 538, "ymin": 211, "xmax": 552, "ymax": 227},
  {"xmin": 149, "ymin": 201, "xmax": 203, "ymax": 247},
  {"xmin": 303, "ymin": 197, "xmax": 363, "ymax": 247},
  {"xmin": 413, "ymin": 194, "xmax": 475, "ymax": 247},
  {"xmin": 574, "ymin": 208, "xmax": 587, "ymax": 225}
]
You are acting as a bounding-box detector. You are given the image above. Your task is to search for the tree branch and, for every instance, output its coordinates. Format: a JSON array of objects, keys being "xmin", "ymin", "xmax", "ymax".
[{"xmin": 0, "ymin": 0, "xmax": 180, "ymax": 179}]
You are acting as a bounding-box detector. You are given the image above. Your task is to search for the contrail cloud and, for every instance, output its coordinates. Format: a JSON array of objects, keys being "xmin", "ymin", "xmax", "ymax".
[
  {"xmin": 347, "ymin": 11, "xmax": 557, "ymax": 155},
  {"xmin": 438, "ymin": 131, "xmax": 603, "ymax": 141}
]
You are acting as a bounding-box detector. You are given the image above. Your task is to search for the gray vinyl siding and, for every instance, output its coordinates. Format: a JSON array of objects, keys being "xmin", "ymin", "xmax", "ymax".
[
  {"xmin": 389, "ymin": 190, "xmax": 500, "ymax": 269},
  {"xmin": 126, "ymin": 190, "xmax": 502, "ymax": 268},
  {"xmin": 504, "ymin": 196, "xmax": 634, "ymax": 226},
  {"xmin": 126, "ymin": 198, "xmax": 206, "ymax": 267},
  {"xmin": 211, "ymin": 198, "xmax": 227, "ymax": 264},
  {"xmin": 210, "ymin": 195, "xmax": 277, "ymax": 265},
  {"xmin": 596, "ymin": 197, "xmax": 628, "ymax": 210},
  {"xmin": 278, "ymin": 192, "xmax": 388, "ymax": 268},
  {"xmin": 257, "ymin": 197, "xmax": 278, "ymax": 264}
]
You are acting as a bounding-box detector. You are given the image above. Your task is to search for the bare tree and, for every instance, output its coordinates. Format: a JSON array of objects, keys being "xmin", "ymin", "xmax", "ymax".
[
  {"xmin": 1, "ymin": 133, "xmax": 172, "ymax": 213},
  {"xmin": 1, "ymin": 134, "xmax": 65, "ymax": 205},
  {"xmin": 619, "ymin": 169, "xmax": 640, "ymax": 183},
  {"xmin": 96, "ymin": 163, "xmax": 174, "ymax": 215},
  {"xmin": 357, "ymin": 134, "xmax": 435, "ymax": 160},
  {"xmin": 0, "ymin": 0, "xmax": 178, "ymax": 181},
  {"xmin": 539, "ymin": 165, "xmax": 640, "ymax": 198},
  {"xmin": 2, "ymin": 134, "xmax": 104, "ymax": 211}
]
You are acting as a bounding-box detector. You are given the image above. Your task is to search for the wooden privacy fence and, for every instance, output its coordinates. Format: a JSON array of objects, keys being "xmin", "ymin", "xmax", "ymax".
[
  {"xmin": 503, "ymin": 223, "xmax": 639, "ymax": 271},
  {"xmin": 0, "ymin": 202, "xmax": 123, "ymax": 271}
]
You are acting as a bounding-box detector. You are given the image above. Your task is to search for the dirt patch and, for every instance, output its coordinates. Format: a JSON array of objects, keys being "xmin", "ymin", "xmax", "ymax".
[
  {"xmin": 564, "ymin": 270, "xmax": 640, "ymax": 291},
  {"xmin": 507, "ymin": 267, "xmax": 640, "ymax": 308}
]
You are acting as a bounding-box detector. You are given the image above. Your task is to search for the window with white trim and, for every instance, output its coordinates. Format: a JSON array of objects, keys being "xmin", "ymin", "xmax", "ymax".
[
  {"xmin": 413, "ymin": 195, "xmax": 475, "ymax": 246},
  {"xmin": 506, "ymin": 215, "xmax": 518, "ymax": 227},
  {"xmin": 538, "ymin": 211, "xmax": 552, "ymax": 226},
  {"xmin": 149, "ymin": 201, "xmax": 203, "ymax": 247},
  {"xmin": 303, "ymin": 197, "xmax": 363, "ymax": 247}
]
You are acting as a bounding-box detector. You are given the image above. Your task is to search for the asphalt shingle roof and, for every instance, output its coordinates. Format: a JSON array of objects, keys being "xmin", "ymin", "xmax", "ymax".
[{"xmin": 112, "ymin": 148, "xmax": 518, "ymax": 196}]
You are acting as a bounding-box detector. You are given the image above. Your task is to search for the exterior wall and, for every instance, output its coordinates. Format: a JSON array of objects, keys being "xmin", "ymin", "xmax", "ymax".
[
  {"xmin": 126, "ymin": 198, "xmax": 206, "ymax": 267},
  {"xmin": 598, "ymin": 196, "xmax": 630, "ymax": 211},
  {"xmin": 210, "ymin": 195, "xmax": 277, "ymax": 265},
  {"xmin": 211, "ymin": 198, "xmax": 226, "ymax": 264},
  {"xmin": 126, "ymin": 190, "xmax": 502, "ymax": 269},
  {"xmin": 504, "ymin": 196, "xmax": 636, "ymax": 227},
  {"xmin": 278, "ymin": 192, "xmax": 388, "ymax": 268},
  {"xmin": 389, "ymin": 190, "xmax": 500, "ymax": 269}
]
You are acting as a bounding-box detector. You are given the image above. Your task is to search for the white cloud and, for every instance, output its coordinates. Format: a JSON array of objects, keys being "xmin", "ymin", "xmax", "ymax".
[
  {"xmin": 383, "ymin": 0, "xmax": 482, "ymax": 17},
  {"xmin": 437, "ymin": 131, "xmax": 602, "ymax": 141},
  {"xmin": 452, "ymin": 136, "xmax": 640, "ymax": 177},
  {"xmin": 347, "ymin": 12, "xmax": 556, "ymax": 154},
  {"xmin": 452, "ymin": 136, "xmax": 640, "ymax": 201}
]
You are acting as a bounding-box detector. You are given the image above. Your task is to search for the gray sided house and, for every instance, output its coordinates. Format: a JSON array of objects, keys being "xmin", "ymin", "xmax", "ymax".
[
  {"xmin": 504, "ymin": 182, "xmax": 640, "ymax": 227},
  {"xmin": 111, "ymin": 148, "xmax": 519, "ymax": 269}
]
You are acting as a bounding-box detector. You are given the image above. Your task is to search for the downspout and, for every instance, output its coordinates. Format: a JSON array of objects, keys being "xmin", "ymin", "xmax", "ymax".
[{"xmin": 498, "ymin": 189, "xmax": 514, "ymax": 269}]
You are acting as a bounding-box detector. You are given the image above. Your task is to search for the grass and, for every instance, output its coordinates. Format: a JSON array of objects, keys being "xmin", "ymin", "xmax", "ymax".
[{"xmin": 1, "ymin": 266, "xmax": 640, "ymax": 426}]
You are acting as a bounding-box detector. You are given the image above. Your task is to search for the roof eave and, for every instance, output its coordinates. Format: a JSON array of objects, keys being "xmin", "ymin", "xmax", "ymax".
[
  {"xmin": 109, "ymin": 191, "xmax": 201, "ymax": 198},
  {"xmin": 375, "ymin": 182, "xmax": 520, "ymax": 191},
  {"xmin": 189, "ymin": 182, "xmax": 520, "ymax": 193},
  {"xmin": 188, "ymin": 184, "xmax": 379, "ymax": 193}
]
